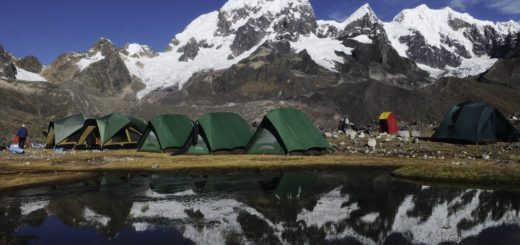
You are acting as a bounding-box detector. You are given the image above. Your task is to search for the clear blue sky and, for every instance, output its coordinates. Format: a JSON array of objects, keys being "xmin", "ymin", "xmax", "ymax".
[{"xmin": 1, "ymin": 0, "xmax": 518, "ymax": 64}]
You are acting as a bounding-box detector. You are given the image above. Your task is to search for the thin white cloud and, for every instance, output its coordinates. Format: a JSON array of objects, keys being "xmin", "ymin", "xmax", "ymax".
[
  {"xmin": 450, "ymin": 0, "xmax": 520, "ymax": 15},
  {"xmin": 328, "ymin": 11, "xmax": 350, "ymax": 22},
  {"xmin": 449, "ymin": 0, "xmax": 481, "ymax": 11},
  {"xmin": 449, "ymin": 0, "xmax": 468, "ymax": 10},
  {"xmin": 488, "ymin": 0, "xmax": 520, "ymax": 14}
]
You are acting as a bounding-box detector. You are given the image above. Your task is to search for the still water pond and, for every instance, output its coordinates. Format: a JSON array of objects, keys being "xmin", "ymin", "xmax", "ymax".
[{"xmin": 1, "ymin": 169, "xmax": 520, "ymax": 245}]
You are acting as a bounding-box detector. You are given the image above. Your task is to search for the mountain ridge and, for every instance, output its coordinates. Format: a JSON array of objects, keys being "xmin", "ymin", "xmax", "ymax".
[{"xmin": 0, "ymin": 0, "xmax": 519, "ymax": 131}]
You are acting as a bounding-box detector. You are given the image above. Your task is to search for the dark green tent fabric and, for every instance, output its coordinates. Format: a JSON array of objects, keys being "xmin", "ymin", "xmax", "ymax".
[
  {"xmin": 192, "ymin": 112, "xmax": 253, "ymax": 153},
  {"xmin": 187, "ymin": 130, "xmax": 211, "ymax": 155},
  {"xmin": 95, "ymin": 113, "xmax": 146, "ymax": 145},
  {"xmin": 137, "ymin": 114, "xmax": 194, "ymax": 152},
  {"xmin": 432, "ymin": 101, "xmax": 520, "ymax": 144},
  {"xmin": 138, "ymin": 131, "xmax": 161, "ymax": 152},
  {"xmin": 48, "ymin": 114, "xmax": 86, "ymax": 146},
  {"xmin": 247, "ymin": 108, "xmax": 331, "ymax": 154}
]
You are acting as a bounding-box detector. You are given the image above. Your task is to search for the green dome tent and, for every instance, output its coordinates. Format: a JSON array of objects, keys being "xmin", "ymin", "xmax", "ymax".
[
  {"xmin": 137, "ymin": 114, "xmax": 194, "ymax": 153},
  {"xmin": 45, "ymin": 114, "xmax": 86, "ymax": 149},
  {"xmin": 432, "ymin": 101, "xmax": 520, "ymax": 144},
  {"xmin": 246, "ymin": 108, "xmax": 331, "ymax": 155},
  {"xmin": 187, "ymin": 112, "xmax": 253, "ymax": 154},
  {"xmin": 76, "ymin": 113, "xmax": 146, "ymax": 149}
]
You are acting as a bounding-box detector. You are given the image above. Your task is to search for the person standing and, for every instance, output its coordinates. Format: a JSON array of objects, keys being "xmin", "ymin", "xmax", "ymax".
[{"xmin": 17, "ymin": 124, "xmax": 28, "ymax": 149}]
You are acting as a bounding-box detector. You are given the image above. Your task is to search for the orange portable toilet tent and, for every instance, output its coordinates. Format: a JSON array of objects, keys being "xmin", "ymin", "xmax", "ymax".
[{"xmin": 379, "ymin": 112, "xmax": 399, "ymax": 134}]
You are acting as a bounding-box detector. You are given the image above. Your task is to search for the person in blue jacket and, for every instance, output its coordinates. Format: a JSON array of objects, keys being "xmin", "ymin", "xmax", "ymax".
[{"xmin": 17, "ymin": 124, "xmax": 28, "ymax": 149}]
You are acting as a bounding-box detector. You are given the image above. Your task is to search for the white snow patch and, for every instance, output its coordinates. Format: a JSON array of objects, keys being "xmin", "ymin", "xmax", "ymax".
[
  {"xmin": 20, "ymin": 200, "xmax": 49, "ymax": 215},
  {"xmin": 297, "ymin": 186, "xmax": 358, "ymax": 228},
  {"xmin": 417, "ymin": 64, "xmax": 446, "ymax": 78},
  {"xmin": 341, "ymin": 3, "xmax": 380, "ymax": 26},
  {"xmin": 291, "ymin": 34, "xmax": 352, "ymax": 71},
  {"xmin": 123, "ymin": 43, "xmax": 154, "ymax": 57},
  {"xmin": 15, "ymin": 67, "xmax": 47, "ymax": 82},
  {"xmin": 350, "ymin": 35, "xmax": 372, "ymax": 44},
  {"xmin": 130, "ymin": 197, "xmax": 278, "ymax": 245},
  {"xmin": 76, "ymin": 52, "xmax": 104, "ymax": 71},
  {"xmin": 83, "ymin": 207, "xmax": 111, "ymax": 226},
  {"xmin": 392, "ymin": 190, "xmax": 520, "ymax": 244},
  {"xmin": 360, "ymin": 212, "xmax": 380, "ymax": 223}
]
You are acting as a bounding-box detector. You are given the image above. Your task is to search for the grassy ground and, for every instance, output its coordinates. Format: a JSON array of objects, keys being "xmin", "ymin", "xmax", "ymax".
[{"xmin": 1, "ymin": 140, "xmax": 520, "ymax": 190}]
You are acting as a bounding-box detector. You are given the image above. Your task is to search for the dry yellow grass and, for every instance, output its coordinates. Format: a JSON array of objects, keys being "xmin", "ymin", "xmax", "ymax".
[
  {"xmin": 0, "ymin": 172, "xmax": 95, "ymax": 190},
  {"xmin": 1, "ymin": 147, "xmax": 520, "ymax": 189}
]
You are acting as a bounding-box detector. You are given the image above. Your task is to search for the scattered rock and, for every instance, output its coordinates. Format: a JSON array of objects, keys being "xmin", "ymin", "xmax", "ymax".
[
  {"xmin": 367, "ymin": 138, "xmax": 377, "ymax": 150},
  {"xmin": 358, "ymin": 132, "xmax": 366, "ymax": 139},
  {"xmin": 411, "ymin": 130, "xmax": 421, "ymax": 138},
  {"xmin": 398, "ymin": 131, "xmax": 411, "ymax": 138},
  {"xmin": 345, "ymin": 129, "xmax": 357, "ymax": 140},
  {"xmin": 324, "ymin": 132, "xmax": 332, "ymax": 138}
]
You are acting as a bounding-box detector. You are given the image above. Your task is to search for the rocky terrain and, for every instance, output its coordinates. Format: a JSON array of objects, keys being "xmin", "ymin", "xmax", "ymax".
[{"xmin": 0, "ymin": 0, "xmax": 519, "ymax": 142}]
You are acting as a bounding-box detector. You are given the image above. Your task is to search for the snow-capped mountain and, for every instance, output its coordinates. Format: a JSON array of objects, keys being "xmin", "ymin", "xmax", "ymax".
[
  {"xmin": 120, "ymin": 0, "xmax": 349, "ymax": 98},
  {"xmin": 0, "ymin": 44, "xmax": 46, "ymax": 82},
  {"xmin": 112, "ymin": 1, "xmax": 519, "ymax": 98},
  {"xmin": 21, "ymin": 0, "xmax": 517, "ymax": 100},
  {"xmin": 384, "ymin": 4, "xmax": 520, "ymax": 78}
]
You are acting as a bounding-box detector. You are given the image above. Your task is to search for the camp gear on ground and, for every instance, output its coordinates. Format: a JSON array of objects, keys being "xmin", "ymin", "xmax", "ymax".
[{"xmin": 9, "ymin": 144, "xmax": 24, "ymax": 154}]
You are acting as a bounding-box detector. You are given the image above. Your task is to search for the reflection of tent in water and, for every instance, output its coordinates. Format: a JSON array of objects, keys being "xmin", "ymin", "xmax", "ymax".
[
  {"xmin": 247, "ymin": 108, "xmax": 330, "ymax": 155},
  {"xmin": 432, "ymin": 101, "xmax": 520, "ymax": 144},
  {"xmin": 45, "ymin": 114, "xmax": 86, "ymax": 149},
  {"xmin": 75, "ymin": 113, "xmax": 146, "ymax": 149},
  {"xmin": 137, "ymin": 114, "xmax": 194, "ymax": 153},
  {"xmin": 148, "ymin": 175, "xmax": 200, "ymax": 194},
  {"xmin": 45, "ymin": 176, "xmax": 134, "ymax": 238},
  {"xmin": 265, "ymin": 172, "xmax": 317, "ymax": 202},
  {"xmin": 187, "ymin": 112, "xmax": 253, "ymax": 154}
]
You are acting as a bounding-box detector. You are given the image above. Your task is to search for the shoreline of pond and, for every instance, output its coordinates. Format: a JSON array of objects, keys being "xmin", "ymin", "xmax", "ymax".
[{"xmin": 1, "ymin": 149, "xmax": 520, "ymax": 190}]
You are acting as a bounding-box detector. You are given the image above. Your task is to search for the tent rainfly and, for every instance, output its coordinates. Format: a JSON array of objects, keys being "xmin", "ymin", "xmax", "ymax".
[
  {"xmin": 379, "ymin": 112, "xmax": 399, "ymax": 134},
  {"xmin": 187, "ymin": 112, "xmax": 253, "ymax": 154},
  {"xmin": 45, "ymin": 114, "xmax": 86, "ymax": 149},
  {"xmin": 246, "ymin": 108, "xmax": 331, "ymax": 155},
  {"xmin": 432, "ymin": 101, "xmax": 520, "ymax": 144},
  {"xmin": 137, "ymin": 114, "xmax": 194, "ymax": 153},
  {"xmin": 75, "ymin": 112, "xmax": 146, "ymax": 149}
]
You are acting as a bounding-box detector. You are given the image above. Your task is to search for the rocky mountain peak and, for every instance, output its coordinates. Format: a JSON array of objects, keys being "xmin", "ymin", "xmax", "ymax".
[
  {"xmin": 343, "ymin": 3, "xmax": 380, "ymax": 25},
  {"xmin": 16, "ymin": 55, "xmax": 43, "ymax": 73},
  {"xmin": 0, "ymin": 43, "xmax": 17, "ymax": 80},
  {"xmin": 220, "ymin": 0, "xmax": 312, "ymax": 13},
  {"xmin": 88, "ymin": 38, "xmax": 118, "ymax": 56},
  {"xmin": 317, "ymin": 3, "xmax": 382, "ymax": 40},
  {"xmin": 120, "ymin": 43, "xmax": 157, "ymax": 58}
]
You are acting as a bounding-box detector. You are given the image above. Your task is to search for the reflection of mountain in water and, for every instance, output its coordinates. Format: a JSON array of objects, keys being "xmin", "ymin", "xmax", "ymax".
[{"xmin": 1, "ymin": 171, "xmax": 520, "ymax": 244}]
